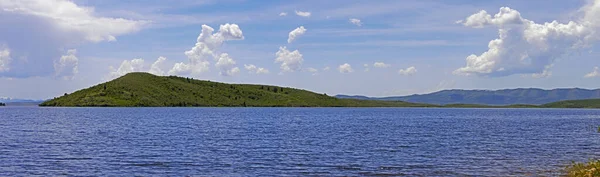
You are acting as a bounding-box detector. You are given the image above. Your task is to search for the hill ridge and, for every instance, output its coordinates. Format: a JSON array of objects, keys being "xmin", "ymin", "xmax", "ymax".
[
  {"xmin": 336, "ymin": 88, "xmax": 600, "ymax": 106},
  {"xmin": 40, "ymin": 72, "xmax": 435, "ymax": 107}
]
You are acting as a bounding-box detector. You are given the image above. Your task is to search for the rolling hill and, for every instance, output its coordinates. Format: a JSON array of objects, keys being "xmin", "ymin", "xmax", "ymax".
[
  {"xmin": 39, "ymin": 72, "xmax": 436, "ymax": 107},
  {"xmin": 337, "ymin": 88, "xmax": 600, "ymax": 106}
]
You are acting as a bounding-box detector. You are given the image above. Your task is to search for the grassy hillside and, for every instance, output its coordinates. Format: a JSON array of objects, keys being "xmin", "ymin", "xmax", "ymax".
[
  {"xmin": 40, "ymin": 72, "xmax": 437, "ymax": 107},
  {"xmin": 541, "ymin": 99, "xmax": 600, "ymax": 108}
]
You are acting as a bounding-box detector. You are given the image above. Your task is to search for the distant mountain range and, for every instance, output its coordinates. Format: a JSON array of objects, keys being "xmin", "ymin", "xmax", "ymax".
[
  {"xmin": 336, "ymin": 88, "xmax": 600, "ymax": 106},
  {"xmin": 0, "ymin": 97, "xmax": 44, "ymax": 106}
]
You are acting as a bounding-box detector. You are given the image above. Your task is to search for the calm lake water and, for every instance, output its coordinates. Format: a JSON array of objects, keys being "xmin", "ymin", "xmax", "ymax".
[{"xmin": 1, "ymin": 107, "xmax": 600, "ymax": 176}]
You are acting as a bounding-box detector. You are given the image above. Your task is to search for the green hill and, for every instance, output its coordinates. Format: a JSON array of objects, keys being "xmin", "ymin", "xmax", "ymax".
[
  {"xmin": 541, "ymin": 99, "xmax": 600, "ymax": 108},
  {"xmin": 40, "ymin": 72, "xmax": 437, "ymax": 107}
]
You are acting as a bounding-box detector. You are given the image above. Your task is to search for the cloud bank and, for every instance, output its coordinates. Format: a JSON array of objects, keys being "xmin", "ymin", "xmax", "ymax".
[
  {"xmin": 454, "ymin": 1, "xmax": 600, "ymax": 77},
  {"xmin": 0, "ymin": 0, "xmax": 146, "ymax": 78}
]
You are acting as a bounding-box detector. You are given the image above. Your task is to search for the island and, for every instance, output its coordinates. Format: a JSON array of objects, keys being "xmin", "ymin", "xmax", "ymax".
[
  {"xmin": 39, "ymin": 72, "xmax": 600, "ymax": 108},
  {"xmin": 0, "ymin": 102, "xmax": 5, "ymax": 106},
  {"xmin": 39, "ymin": 72, "xmax": 437, "ymax": 107}
]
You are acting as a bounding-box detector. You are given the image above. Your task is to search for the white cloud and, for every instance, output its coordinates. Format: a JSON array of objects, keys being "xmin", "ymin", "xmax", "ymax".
[
  {"xmin": 349, "ymin": 18, "xmax": 362, "ymax": 26},
  {"xmin": 53, "ymin": 49, "xmax": 78, "ymax": 79},
  {"xmin": 215, "ymin": 53, "xmax": 239, "ymax": 76},
  {"xmin": 0, "ymin": 47, "xmax": 11, "ymax": 72},
  {"xmin": 244, "ymin": 64, "xmax": 256, "ymax": 71},
  {"xmin": 108, "ymin": 58, "xmax": 145, "ymax": 79},
  {"xmin": 149, "ymin": 56, "xmax": 167, "ymax": 76},
  {"xmin": 398, "ymin": 66, "xmax": 417, "ymax": 75},
  {"xmin": 0, "ymin": 0, "xmax": 146, "ymax": 78},
  {"xmin": 585, "ymin": 67, "xmax": 600, "ymax": 78},
  {"xmin": 169, "ymin": 23, "xmax": 244, "ymax": 76},
  {"xmin": 288, "ymin": 26, "xmax": 307, "ymax": 43},
  {"xmin": 244, "ymin": 64, "xmax": 269, "ymax": 74},
  {"xmin": 363, "ymin": 64, "xmax": 370, "ymax": 72},
  {"xmin": 256, "ymin": 68, "xmax": 270, "ymax": 74},
  {"xmin": 338, "ymin": 63, "xmax": 354, "ymax": 73},
  {"xmin": 275, "ymin": 46, "xmax": 304, "ymax": 72},
  {"xmin": 373, "ymin": 62, "xmax": 390, "ymax": 68},
  {"xmin": 323, "ymin": 66, "xmax": 330, "ymax": 71},
  {"xmin": 279, "ymin": 12, "xmax": 287, "ymax": 16},
  {"xmin": 306, "ymin": 67, "xmax": 318, "ymax": 75},
  {"xmin": 108, "ymin": 57, "xmax": 168, "ymax": 79},
  {"xmin": 295, "ymin": 10, "xmax": 311, "ymax": 17},
  {"xmin": 455, "ymin": 2, "xmax": 600, "ymax": 77},
  {"xmin": 0, "ymin": 0, "xmax": 146, "ymax": 43},
  {"xmin": 531, "ymin": 64, "xmax": 553, "ymax": 78}
]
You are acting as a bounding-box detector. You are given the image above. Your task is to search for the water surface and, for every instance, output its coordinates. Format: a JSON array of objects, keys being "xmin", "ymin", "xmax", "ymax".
[{"xmin": 1, "ymin": 107, "xmax": 599, "ymax": 176}]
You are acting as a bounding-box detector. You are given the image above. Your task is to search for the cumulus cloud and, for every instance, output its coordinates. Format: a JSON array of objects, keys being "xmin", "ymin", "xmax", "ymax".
[
  {"xmin": 149, "ymin": 56, "xmax": 167, "ymax": 76},
  {"xmin": 455, "ymin": 2, "xmax": 600, "ymax": 77},
  {"xmin": 373, "ymin": 62, "xmax": 390, "ymax": 68},
  {"xmin": 295, "ymin": 10, "xmax": 311, "ymax": 17},
  {"xmin": 53, "ymin": 49, "xmax": 78, "ymax": 79},
  {"xmin": 585, "ymin": 67, "xmax": 600, "ymax": 78},
  {"xmin": 288, "ymin": 26, "xmax": 307, "ymax": 43},
  {"xmin": 108, "ymin": 58, "xmax": 145, "ymax": 79},
  {"xmin": 1, "ymin": 0, "xmax": 146, "ymax": 42},
  {"xmin": 279, "ymin": 12, "xmax": 287, "ymax": 16},
  {"xmin": 215, "ymin": 53, "xmax": 239, "ymax": 76},
  {"xmin": 168, "ymin": 24, "xmax": 244, "ymax": 76},
  {"xmin": 0, "ymin": 0, "xmax": 146, "ymax": 78},
  {"xmin": 108, "ymin": 57, "xmax": 168, "ymax": 79},
  {"xmin": 339, "ymin": 63, "xmax": 354, "ymax": 73},
  {"xmin": 323, "ymin": 66, "xmax": 330, "ymax": 71},
  {"xmin": 349, "ymin": 18, "xmax": 362, "ymax": 26},
  {"xmin": 275, "ymin": 46, "xmax": 303, "ymax": 72},
  {"xmin": 256, "ymin": 68, "xmax": 269, "ymax": 74},
  {"xmin": 0, "ymin": 47, "xmax": 11, "ymax": 72},
  {"xmin": 363, "ymin": 64, "xmax": 370, "ymax": 72},
  {"xmin": 244, "ymin": 64, "xmax": 269, "ymax": 74},
  {"xmin": 244, "ymin": 64, "xmax": 256, "ymax": 71},
  {"xmin": 398, "ymin": 66, "xmax": 417, "ymax": 75}
]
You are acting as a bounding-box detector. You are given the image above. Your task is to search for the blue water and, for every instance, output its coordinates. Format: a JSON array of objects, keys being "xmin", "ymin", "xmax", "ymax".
[{"xmin": 1, "ymin": 107, "xmax": 600, "ymax": 176}]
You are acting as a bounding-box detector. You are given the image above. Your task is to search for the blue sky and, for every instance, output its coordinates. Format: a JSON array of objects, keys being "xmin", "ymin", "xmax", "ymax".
[{"xmin": 1, "ymin": 0, "xmax": 600, "ymax": 99}]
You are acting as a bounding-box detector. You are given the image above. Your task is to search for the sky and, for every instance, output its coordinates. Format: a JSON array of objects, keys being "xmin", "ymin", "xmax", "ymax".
[{"xmin": 1, "ymin": 0, "xmax": 600, "ymax": 100}]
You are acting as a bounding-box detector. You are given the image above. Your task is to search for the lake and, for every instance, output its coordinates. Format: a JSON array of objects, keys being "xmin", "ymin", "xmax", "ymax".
[{"xmin": 1, "ymin": 107, "xmax": 599, "ymax": 176}]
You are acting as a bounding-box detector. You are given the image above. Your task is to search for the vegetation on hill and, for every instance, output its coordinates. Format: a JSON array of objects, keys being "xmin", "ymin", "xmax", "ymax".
[
  {"xmin": 541, "ymin": 99, "xmax": 600, "ymax": 109},
  {"xmin": 40, "ymin": 72, "xmax": 437, "ymax": 107},
  {"xmin": 0, "ymin": 102, "xmax": 5, "ymax": 106},
  {"xmin": 337, "ymin": 88, "xmax": 600, "ymax": 106}
]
